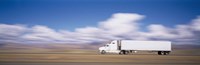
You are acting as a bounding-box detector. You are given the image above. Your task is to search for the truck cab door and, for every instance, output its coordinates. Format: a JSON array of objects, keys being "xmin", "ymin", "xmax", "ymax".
[{"xmin": 105, "ymin": 45, "xmax": 110, "ymax": 51}]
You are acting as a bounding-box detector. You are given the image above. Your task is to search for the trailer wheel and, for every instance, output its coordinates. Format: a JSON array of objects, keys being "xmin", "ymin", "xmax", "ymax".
[
  {"xmin": 101, "ymin": 50, "xmax": 106, "ymax": 54},
  {"xmin": 158, "ymin": 51, "xmax": 162, "ymax": 55},
  {"xmin": 163, "ymin": 51, "xmax": 167, "ymax": 55},
  {"xmin": 161, "ymin": 51, "xmax": 165, "ymax": 55},
  {"xmin": 126, "ymin": 51, "xmax": 129, "ymax": 54}
]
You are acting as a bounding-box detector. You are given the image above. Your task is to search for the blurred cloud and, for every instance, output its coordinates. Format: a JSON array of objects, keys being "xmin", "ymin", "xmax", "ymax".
[
  {"xmin": 99, "ymin": 13, "xmax": 144, "ymax": 35},
  {"xmin": 0, "ymin": 13, "xmax": 200, "ymax": 45},
  {"xmin": 191, "ymin": 16, "xmax": 200, "ymax": 31},
  {"xmin": 0, "ymin": 24, "xmax": 27, "ymax": 43},
  {"xmin": 0, "ymin": 24, "xmax": 27, "ymax": 36},
  {"xmin": 21, "ymin": 25, "xmax": 66, "ymax": 42}
]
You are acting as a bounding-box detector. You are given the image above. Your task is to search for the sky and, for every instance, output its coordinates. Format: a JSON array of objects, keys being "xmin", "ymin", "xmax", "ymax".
[{"xmin": 0, "ymin": 0, "xmax": 200, "ymax": 45}]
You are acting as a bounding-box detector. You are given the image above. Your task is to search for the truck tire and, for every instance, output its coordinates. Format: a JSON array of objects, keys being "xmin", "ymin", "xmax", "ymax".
[
  {"xmin": 158, "ymin": 51, "xmax": 162, "ymax": 55},
  {"xmin": 163, "ymin": 51, "xmax": 167, "ymax": 55},
  {"xmin": 122, "ymin": 50, "xmax": 129, "ymax": 55},
  {"xmin": 130, "ymin": 50, "xmax": 133, "ymax": 53},
  {"xmin": 158, "ymin": 51, "xmax": 170, "ymax": 55},
  {"xmin": 120, "ymin": 50, "xmax": 126, "ymax": 55},
  {"xmin": 119, "ymin": 51, "xmax": 123, "ymax": 55},
  {"xmin": 101, "ymin": 50, "xmax": 106, "ymax": 54},
  {"xmin": 161, "ymin": 51, "xmax": 165, "ymax": 55},
  {"xmin": 122, "ymin": 50, "xmax": 125, "ymax": 55},
  {"xmin": 126, "ymin": 51, "xmax": 129, "ymax": 54}
]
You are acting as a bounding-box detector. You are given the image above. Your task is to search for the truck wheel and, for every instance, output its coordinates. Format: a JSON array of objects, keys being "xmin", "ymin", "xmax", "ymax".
[
  {"xmin": 101, "ymin": 50, "xmax": 106, "ymax": 54},
  {"xmin": 122, "ymin": 50, "xmax": 125, "ymax": 54},
  {"xmin": 130, "ymin": 50, "xmax": 133, "ymax": 53},
  {"xmin": 126, "ymin": 51, "xmax": 129, "ymax": 54},
  {"xmin": 158, "ymin": 51, "xmax": 162, "ymax": 55},
  {"xmin": 161, "ymin": 51, "xmax": 165, "ymax": 55},
  {"xmin": 163, "ymin": 51, "xmax": 167, "ymax": 55},
  {"xmin": 119, "ymin": 51, "xmax": 123, "ymax": 55},
  {"xmin": 120, "ymin": 50, "xmax": 126, "ymax": 55},
  {"xmin": 123, "ymin": 50, "xmax": 129, "ymax": 55}
]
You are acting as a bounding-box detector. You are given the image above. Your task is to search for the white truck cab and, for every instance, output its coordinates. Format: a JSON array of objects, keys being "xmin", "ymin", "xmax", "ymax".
[{"xmin": 99, "ymin": 41, "xmax": 120, "ymax": 54}]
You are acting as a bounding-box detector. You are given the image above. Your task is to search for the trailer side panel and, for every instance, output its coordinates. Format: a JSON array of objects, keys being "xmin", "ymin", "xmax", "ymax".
[{"xmin": 121, "ymin": 40, "xmax": 171, "ymax": 51}]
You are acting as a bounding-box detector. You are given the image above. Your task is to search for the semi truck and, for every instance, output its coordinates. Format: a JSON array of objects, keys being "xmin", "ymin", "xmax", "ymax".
[{"xmin": 99, "ymin": 40, "xmax": 171, "ymax": 55}]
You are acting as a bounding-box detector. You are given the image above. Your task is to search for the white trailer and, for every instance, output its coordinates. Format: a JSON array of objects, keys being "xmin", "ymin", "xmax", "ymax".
[{"xmin": 99, "ymin": 40, "xmax": 171, "ymax": 55}]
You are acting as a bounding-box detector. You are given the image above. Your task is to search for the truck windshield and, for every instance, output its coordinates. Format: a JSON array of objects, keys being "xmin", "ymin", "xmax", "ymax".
[{"xmin": 103, "ymin": 45, "xmax": 109, "ymax": 47}]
